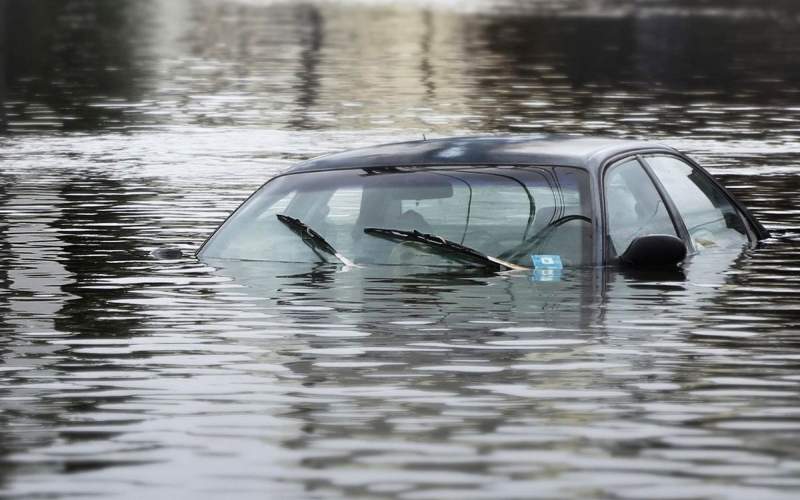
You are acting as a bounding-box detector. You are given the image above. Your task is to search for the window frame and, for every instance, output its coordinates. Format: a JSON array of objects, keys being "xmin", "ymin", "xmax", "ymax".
[
  {"xmin": 599, "ymin": 151, "xmax": 762, "ymax": 264},
  {"xmin": 600, "ymin": 156, "xmax": 687, "ymax": 261}
]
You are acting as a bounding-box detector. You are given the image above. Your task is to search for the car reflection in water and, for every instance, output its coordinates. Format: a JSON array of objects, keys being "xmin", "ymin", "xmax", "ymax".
[{"xmin": 195, "ymin": 239, "xmax": 752, "ymax": 494}]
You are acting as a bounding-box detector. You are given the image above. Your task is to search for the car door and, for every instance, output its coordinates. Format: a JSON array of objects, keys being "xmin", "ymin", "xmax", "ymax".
[
  {"xmin": 603, "ymin": 158, "xmax": 682, "ymax": 260},
  {"xmin": 641, "ymin": 155, "xmax": 752, "ymax": 252}
]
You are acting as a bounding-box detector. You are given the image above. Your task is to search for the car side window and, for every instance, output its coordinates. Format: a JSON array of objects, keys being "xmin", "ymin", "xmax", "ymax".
[
  {"xmin": 645, "ymin": 156, "xmax": 748, "ymax": 251},
  {"xmin": 605, "ymin": 159, "xmax": 678, "ymax": 257}
]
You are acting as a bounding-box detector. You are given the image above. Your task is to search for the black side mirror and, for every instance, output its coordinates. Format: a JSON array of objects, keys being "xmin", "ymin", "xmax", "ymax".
[
  {"xmin": 151, "ymin": 247, "xmax": 184, "ymax": 260},
  {"xmin": 620, "ymin": 234, "xmax": 687, "ymax": 268}
]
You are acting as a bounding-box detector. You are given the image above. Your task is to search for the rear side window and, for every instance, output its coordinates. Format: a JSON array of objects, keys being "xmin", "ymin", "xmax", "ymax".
[
  {"xmin": 645, "ymin": 156, "xmax": 748, "ymax": 251},
  {"xmin": 604, "ymin": 159, "xmax": 677, "ymax": 257}
]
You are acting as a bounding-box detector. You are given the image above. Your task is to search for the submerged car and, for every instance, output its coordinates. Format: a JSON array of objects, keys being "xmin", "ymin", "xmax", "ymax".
[{"xmin": 197, "ymin": 135, "xmax": 769, "ymax": 270}]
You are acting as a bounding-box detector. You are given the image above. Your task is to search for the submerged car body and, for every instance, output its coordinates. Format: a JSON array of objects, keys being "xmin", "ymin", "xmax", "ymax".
[{"xmin": 197, "ymin": 135, "xmax": 769, "ymax": 270}]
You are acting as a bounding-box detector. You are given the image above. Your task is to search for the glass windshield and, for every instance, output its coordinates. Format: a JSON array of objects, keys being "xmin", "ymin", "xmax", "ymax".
[{"xmin": 199, "ymin": 166, "xmax": 593, "ymax": 267}]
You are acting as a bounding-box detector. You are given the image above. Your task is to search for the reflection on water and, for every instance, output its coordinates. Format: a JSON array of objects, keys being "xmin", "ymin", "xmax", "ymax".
[
  {"xmin": 1, "ymin": 0, "xmax": 800, "ymax": 498},
  {"xmin": 3, "ymin": 0, "xmax": 800, "ymax": 136}
]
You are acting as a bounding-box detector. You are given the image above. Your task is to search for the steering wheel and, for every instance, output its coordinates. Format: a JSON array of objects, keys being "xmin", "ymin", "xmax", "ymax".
[
  {"xmin": 387, "ymin": 241, "xmax": 423, "ymax": 264},
  {"xmin": 461, "ymin": 229, "xmax": 496, "ymax": 251},
  {"xmin": 497, "ymin": 215, "xmax": 592, "ymax": 261}
]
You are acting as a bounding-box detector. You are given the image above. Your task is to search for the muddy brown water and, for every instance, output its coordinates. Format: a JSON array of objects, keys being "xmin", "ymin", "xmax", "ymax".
[{"xmin": 2, "ymin": 1, "xmax": 800, "ymax": 498}]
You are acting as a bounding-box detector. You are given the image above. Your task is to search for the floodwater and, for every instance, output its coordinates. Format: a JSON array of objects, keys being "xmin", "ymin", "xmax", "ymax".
[{"xmin": 2, "ymin": 0, "xmax": 800, "ymax": 498}]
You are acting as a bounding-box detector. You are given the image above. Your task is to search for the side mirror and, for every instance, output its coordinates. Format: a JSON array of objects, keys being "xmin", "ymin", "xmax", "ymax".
[
  {"xmin": 151, "ymin": 247, "xmax": 184, "ymax": 260},
  {"xmin": 620, "ymin": 234, "xmax": 687, "ymax": 268}
]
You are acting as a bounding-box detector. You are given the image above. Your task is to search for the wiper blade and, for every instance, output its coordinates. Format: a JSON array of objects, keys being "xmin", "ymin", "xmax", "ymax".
[
  {"xmin": 364, "ymin": 228, "xmax": 527, "ymax": 271},
  {"xmin": 277, "ymin": 214, "xmax": 356, "ymax": 267}
]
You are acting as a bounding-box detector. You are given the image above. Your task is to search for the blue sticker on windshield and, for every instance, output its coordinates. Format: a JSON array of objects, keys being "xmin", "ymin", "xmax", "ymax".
[{"xmin": 531, "ymin": 254, "xmax": 563, "ymax": 270}]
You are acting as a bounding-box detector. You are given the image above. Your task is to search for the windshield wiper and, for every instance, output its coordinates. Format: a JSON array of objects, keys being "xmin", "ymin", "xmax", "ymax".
[
  {"xmin": 364, "ymin": 228, "xmax": 527, "ymax": 271},
  {"xmin": 277, "ymin": 214, "xmax": 356, "ymax": 267}
]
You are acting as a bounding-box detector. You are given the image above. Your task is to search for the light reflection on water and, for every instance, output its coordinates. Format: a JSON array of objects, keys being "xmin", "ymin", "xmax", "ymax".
[{"xmin": 2, "ymin": 0, "xmax": 800, "ymax": 498}]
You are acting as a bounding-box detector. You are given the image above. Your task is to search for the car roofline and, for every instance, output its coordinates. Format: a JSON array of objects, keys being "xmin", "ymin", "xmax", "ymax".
[{"xmin": 286, "ymin": 134, "xmax": 678, "ymax": 174}]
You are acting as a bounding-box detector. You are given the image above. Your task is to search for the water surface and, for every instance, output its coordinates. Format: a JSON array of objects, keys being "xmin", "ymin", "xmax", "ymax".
[{"xmin": 2, "ymin": 1, "xmax": 800, "ymax": 498}]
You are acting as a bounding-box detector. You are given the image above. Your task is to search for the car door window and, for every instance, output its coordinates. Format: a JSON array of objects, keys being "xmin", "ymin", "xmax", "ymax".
[
  {"xmin": 645, "ymin": 156, "xmax": 748, "ymax": 251},
  {"xmin": 605, "ymin": 159, "xmax": 678, "ymax": 257}
]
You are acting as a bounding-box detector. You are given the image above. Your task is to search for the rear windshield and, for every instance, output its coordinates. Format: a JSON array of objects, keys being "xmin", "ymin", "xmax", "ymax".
[{"xmin": 199, "ymin": 166, "xmax": 593, "ymax": 267}]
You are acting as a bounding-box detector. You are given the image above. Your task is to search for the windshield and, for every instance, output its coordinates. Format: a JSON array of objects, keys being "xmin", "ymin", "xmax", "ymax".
[{"xmin": 199, "ymin": 166, "xmax": 593, "ymax": 267}]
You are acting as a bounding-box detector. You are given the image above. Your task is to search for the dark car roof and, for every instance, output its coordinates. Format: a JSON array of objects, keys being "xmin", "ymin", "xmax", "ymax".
[{"xmin": 287, "ymin": 134, "xmax": 677, "ymax": 173}]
